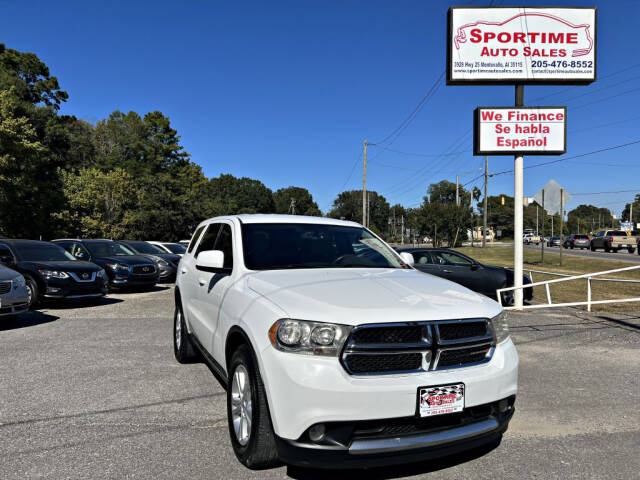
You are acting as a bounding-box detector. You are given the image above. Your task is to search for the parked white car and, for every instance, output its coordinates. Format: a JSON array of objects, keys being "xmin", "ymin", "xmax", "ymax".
[
  {"xmin": 147, "ymin": 241, "xmax": 187, "ymax": 257},
  {"xmin": 174, "ymin": 214, "xmax": 517, "ymax": 469}
]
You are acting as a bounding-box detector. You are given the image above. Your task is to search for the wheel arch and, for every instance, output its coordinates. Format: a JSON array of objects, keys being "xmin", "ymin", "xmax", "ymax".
[{"xmin": 225, "ymin": 326, "xmax": 256, "ymax": 370}]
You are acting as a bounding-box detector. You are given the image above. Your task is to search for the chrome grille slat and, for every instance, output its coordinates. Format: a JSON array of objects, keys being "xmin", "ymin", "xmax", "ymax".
[
  {"xmin": 341, "ymin": 319, "xmax": 496, "ymax": 375},
  {"xmin": 0, "ymin": 281, "xmax": 11, "ymax": 295}
]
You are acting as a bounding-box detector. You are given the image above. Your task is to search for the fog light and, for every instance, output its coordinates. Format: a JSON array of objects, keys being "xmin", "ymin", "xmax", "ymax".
[
  {"xmin": 46, "ymin": 287, "xmax": 61, "ymax": 294},
  {"xmin": 308, "ymin": 424, "xmax": 326, "ymax": 442},
  {"xmin": 499, "ymin": 399, "xmax": 509, "ymax": 413}
]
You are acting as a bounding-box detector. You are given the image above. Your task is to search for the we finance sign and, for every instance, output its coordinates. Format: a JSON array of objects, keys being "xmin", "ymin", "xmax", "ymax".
[
  {"xmin": 474, "ymin": 107, "xmax": 567, "ymax": 155},
  {"xmin": 448, "ymin": 7, "xmax": 596, "ymax": 85}
]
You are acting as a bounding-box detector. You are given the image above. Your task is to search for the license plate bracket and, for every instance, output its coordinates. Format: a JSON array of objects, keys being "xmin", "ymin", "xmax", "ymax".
[{"xmin": 417, "ymin": 383, "xmax": 465, "ymax": 417}]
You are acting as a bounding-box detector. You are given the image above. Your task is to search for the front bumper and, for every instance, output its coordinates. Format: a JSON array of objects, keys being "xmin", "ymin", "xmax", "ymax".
[
  {"xmin": 157, "ymin": 265, "xmax": 177, "ymax": 282},
  {"xmin": 260, "ymin": 338, "xmax": 518, "ymax": 441},
  {"xmin": 0, "ymin": 287, "xmax": 29, "ymax": 317},
  {"xmin": 275, "ymin": 397, "xmax": 514, "ymax": 468},
  {"xmin": 41, "ymin": 277, "xmax": 108, "ymax": 300},
  {"xmin": 109, "ymin": 274, "xmax": 159, "ymax": 288}
]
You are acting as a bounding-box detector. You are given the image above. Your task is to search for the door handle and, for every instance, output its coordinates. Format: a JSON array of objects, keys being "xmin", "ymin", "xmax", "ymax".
[
  {"xmin": 181, "ymin": 268, "xmax": 188, "ymax": 274},
  {"xmin": 442, "ymin": 269, "xmax": 452, "ymax": 273}
]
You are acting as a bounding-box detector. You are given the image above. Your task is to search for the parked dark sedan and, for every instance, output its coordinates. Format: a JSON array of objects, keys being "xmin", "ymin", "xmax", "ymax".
[
  {"xmin": 118, "ymin": 240, "xmax": 180, "ymax": 282},
  {"xmin": 53, "ymin": 239, "xmax": 159, "ymax": 290},
  {"xmin": 0, "ymin": 240, "xmax": 107, "ymax": 307},
  {"xmin": 396, "ymin": 247, "xmax": 533, "ymax": 306}
]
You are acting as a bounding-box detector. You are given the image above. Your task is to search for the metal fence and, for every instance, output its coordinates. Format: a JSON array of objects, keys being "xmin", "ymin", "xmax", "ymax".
[{"xmin": 497, "ymin": 265, "xmax": 640, "ymax": 311}]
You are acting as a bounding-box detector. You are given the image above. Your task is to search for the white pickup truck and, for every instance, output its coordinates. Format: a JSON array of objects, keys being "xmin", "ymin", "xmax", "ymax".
[{"xmin": 174, "ymin": 215, "xmax": 517, "ymax": 469}]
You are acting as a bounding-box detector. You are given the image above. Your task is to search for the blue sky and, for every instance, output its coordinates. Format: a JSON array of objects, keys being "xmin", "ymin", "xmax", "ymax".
[{"xmin": 2, "ymin": 0, "xmax": 639, "ymax": 216}]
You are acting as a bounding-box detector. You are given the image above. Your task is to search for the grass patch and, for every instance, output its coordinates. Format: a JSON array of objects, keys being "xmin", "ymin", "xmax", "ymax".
[{"xmin": 454, "ymin": 246, "xmax": 640, "ymax": 312}]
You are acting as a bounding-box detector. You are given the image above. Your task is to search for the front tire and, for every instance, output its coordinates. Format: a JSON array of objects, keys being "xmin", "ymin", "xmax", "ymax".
[
  {"xmin": 173, "ymin": 303, "xmax": 198, "ymax": 363},
  {"xmin": 25, "ymin": 276, "xmax": 39, "ymax": 309},
  {"xmin": 629, "ymin": 247, "xmax": 636, "ymax": 254},
  {"xmin": 227, "ymin": 345, "xmax": 279, "ymax": 469}
]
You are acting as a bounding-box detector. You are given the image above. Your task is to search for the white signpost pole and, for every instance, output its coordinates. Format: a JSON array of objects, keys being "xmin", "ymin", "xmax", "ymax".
[{"xmin": 514, "ymin": 85, "xmax": 524, "ymax": 309}]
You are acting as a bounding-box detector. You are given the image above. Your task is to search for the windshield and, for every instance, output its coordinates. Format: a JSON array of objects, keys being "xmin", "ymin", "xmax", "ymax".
[
  {"xmin": 242, "ymin": 223, "xmax": 407, "ymax": 270},
  {"xmin": 164, "ymin": 243, "xmax": 186, "ymax": 254},
  {"xmin": 14, "ymin": 243, "xmax": 76, "ymax": 262},
  {"xmin": 86, "ymin": 242, "xmax": 135, "ymax": 257},
  {"xmin": 125, "ymin": 241, "xmax": 165, "ymax": 255}
]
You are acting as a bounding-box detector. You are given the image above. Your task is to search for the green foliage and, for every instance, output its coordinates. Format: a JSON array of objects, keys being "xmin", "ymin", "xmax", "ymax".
[
  {"xmin": 567, "ymin": 204, "xmax": 615, "ymax": 234},
  {"xmin": 54, "ymin": 168, "xmax": 135, "ymax": 239},
  {"xmin": 328, "ymin": 190, "xmax": 390, "ymax": 232},
  {"xmin": 273, "ymin": 186, "xmax": 321, "ymax": 216}
]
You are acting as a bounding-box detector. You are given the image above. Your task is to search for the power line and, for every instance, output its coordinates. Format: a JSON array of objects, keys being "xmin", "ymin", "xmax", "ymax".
[
  {"xmin": 572, "ymin": 87, "xmax": 640, "ymax": 110},
  {"xmin": 371, "ymin": 71, "xmax": 445, "ymax": 148},
  {"xmin": 573, "ymin": 189, "xmax": 638, "ymax": 196},
  {"xmin": 339, "ymin": 148, "xmax": 363, "ymax": 191},
  {"xmin": 491, "ymin": 139, "xmax": 640, "ymax": 177},
  {"xmin": 369, "ymin": 144, "xmax": 467, "ymax": 158}
]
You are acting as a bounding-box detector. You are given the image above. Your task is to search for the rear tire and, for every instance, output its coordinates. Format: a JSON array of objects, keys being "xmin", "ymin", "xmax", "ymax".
[
  {"xmin": 590, "ymin": 244, "xmax": 596, "ymax": 252},
  {"xmin": 629, "ymin": 247, "xmax": 636, "ymax": 254},
  {"xmin": 173, "ymin": 303, "xmax": 198, "ymax": 363},
  {"xmin": 612, "ymin": 248, "xmax": 618, "ymax": 253},
  {"xmin": 499, "ymin": 282, "xmax": 514, "ymax": 307},
  {"xmin": 227, "ymin": 345, "xmax": 280, "ymax": 470},
  {"xmin": 605, "ymin": 243, "xmax": 611, "ymax": 253}
]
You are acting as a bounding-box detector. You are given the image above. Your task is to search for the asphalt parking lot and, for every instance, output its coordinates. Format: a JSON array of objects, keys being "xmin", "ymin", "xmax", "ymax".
[{"xmin": 1, "ymin": 287, "xmax": 639, "ymax": 479}]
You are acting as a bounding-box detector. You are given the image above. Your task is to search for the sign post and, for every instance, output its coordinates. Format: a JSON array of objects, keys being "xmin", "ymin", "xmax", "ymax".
[{"xmin": 449, "ymin": 6, "xmax": 596, "ymax": 309}]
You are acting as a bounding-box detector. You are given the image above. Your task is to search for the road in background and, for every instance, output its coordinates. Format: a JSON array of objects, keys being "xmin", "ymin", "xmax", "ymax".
[
  {"xmin": 1, "ymin": 288, "xmax": 638, "ymax": 479},
  {"xmin": 523, "ymin": 243, "xmax": 640, "ymax": 263}
]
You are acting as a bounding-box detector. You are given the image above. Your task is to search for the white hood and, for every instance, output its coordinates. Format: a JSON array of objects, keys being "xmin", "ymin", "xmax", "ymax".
[{"xmin": 247, "ymin": 268, "xmax": 501, "ymax": 326}]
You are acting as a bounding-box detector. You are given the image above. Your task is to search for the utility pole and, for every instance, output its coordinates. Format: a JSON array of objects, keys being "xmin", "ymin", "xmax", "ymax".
[
  {"xmin": 513, "ymin": 84, "xmax": 524, "ymax": 309},
  {"xmin": 362, "ymin": 140, "xmax": 368, "ymax": 227},
  {"xmin": 367, "ymin": 191, "xmax": 371, "ymax": 229},
  {"xmin": 541, "ymin": 189, "xmax": 545, "ymax": 264},
  {"xmin": 482, "ymin": 156, "xmax": 488, "ymax": 248},
  {"xmin": 401, "ymin": 215, "xmax": 405, "ymax": 245},
  {"xmin": 456, "ymin": 175, "xmax": 460, "ymax": 206},
  {"xmin": 559, "ymin": 189, "xmax": 564, "ymax": 266},
  {"xmin": 288, "ymin": 198, "xmax": 296, "ymax": 215}
]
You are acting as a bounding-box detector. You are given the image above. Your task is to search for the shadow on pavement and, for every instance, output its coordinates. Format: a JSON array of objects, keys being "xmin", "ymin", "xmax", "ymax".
[
  {"xmin": 286, "ymin": 439, "xmax": 501, "ymax": 480},
  {"xmin": 111, "ymin": 285, "xmax": 171, "ymax": 295},
  {"xmin": 42, "ymin": 296, "xmax": 124, "ymax": 310},
  {"xmin": 0, "ymin": 311, "xmax": 59, "ymax": 331}
]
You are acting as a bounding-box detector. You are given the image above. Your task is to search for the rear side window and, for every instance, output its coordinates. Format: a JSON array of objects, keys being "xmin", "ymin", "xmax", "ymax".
[
  {"xmin": 187, "ymin": 225, "xmax": 206, "ymax": 254},
  {"xmin": 195, "ymin": 224, "xmax": 221, "ymax": 258},
  {"xmin": 214, "ymin": 224, "xmax": 234, "ymax": 270},
  {"xmin": 412, "ymin": 252, "xmax": 432, "ymax": 265},
  {"xmin": 610, "ymin": 231, "xmax": 627, "ymax": 236}
]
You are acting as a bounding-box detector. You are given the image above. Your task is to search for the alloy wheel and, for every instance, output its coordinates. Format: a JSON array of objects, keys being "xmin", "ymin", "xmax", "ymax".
[
  {"xmin": 231, "ymin": 364, "xmax": 252, "ymax": 446},
  {"xmin": 175, "ymin": 309, "xmax": 182, "ymax": 349}
]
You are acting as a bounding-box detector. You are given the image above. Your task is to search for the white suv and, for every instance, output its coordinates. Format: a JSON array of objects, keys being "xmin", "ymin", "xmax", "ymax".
[{"xmin": 174, "ymin": 215, "xmax": 518, "ymax": 469}]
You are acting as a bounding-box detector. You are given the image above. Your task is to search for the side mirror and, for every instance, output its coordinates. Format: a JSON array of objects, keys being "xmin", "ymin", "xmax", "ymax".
[
  {"xmin": 470, "ymin": 262, "xmax": 479, "ymax": 271},
  {"xmin": 196, "ymin": 250, "xmax": 225, "ymax": 272},
  {"xmin": 0, "ymin": 255, "xmax": 14, "ymax": 265},
  {"xmin": 75, "ymin": 251, "xmax": 87, "ymax": 260},
  {"xmin": 399, "ymin": 252, "xmax": 415, "ymax": 266}
]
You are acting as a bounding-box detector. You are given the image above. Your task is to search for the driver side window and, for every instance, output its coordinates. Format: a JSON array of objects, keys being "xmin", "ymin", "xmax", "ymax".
[{"xmin": 434, "ymin": 251, "xmax": 472, "ymax": 266}]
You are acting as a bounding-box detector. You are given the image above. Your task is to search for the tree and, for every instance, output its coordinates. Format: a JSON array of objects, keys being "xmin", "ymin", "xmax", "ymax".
[
  {"xmin": 273, "ymin": 186, "xmax": 321, "ymax": 216},
  {"xmin": 328, "ymin": 190, "xmax": 390, "ymax": 232},
  {"xmin": 55, "ymin": 168, "xmax": 136, "ymax": 239},
  {"xmin": 205, "ymin": 174, "xmax": 275, "ymax": 216},
  {"xmin": 622, "ymin": 194, "xmax": 640, "ymax": 226},
  {"xmin": 567, "ymin": 204, "xmax": 615, "ymax": 234}
]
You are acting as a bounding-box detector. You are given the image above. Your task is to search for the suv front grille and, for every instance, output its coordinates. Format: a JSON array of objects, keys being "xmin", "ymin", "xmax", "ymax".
[
  {"xmin": 132, "ymin": 265, "xmax": 156, "ymax": 275},
  {"xmin": 341, "ymin": 320, "xmax": 495, "ymax": 375},
  {"xmin": 0, "ymin": 281, "xmax": 11, "ymax": 294}
]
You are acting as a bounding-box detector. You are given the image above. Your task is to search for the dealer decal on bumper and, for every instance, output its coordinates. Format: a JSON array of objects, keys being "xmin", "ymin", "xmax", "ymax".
[{"xmin": 418, "ymin": 383, "xmax": 465, "ymax": 417}]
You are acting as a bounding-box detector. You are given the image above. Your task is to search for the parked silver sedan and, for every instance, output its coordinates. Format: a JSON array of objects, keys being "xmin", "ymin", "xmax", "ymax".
[{"xmin": 0, "ymin": 267, "xmax": 29, "ymax": 321}]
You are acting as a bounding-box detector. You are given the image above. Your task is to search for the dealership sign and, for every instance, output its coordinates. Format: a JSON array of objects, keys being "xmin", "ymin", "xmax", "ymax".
[
  {"xmin": 474, "ymin": 107, "xmax": 566, "ymax": 155},
  {"xmin": 448, "ymin": 7, "xmax": 596, "ymax": 84}
]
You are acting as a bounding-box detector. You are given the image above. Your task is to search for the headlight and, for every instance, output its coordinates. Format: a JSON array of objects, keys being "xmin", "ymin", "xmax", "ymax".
[
  {"xmin": 38, "ymin": 270, "xmax": 69, "ymax": 279},
  {"xmin": 268, "ymin": 319, "xmax": 352, "ymax": 357},
  {"xmin": 153, "ymin": 256, "xmax": 169, "ymax": 267},
  {"xmin": 490, "ymin": 311, "xmax": 510, "ymax": 343},
  {"xmin": 13, "ymin": 276, "xmax": 26, "ymax": 288},
  {"xmin": 106, "ymin": 263, "xmax": 129, "ymax": 272}
]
